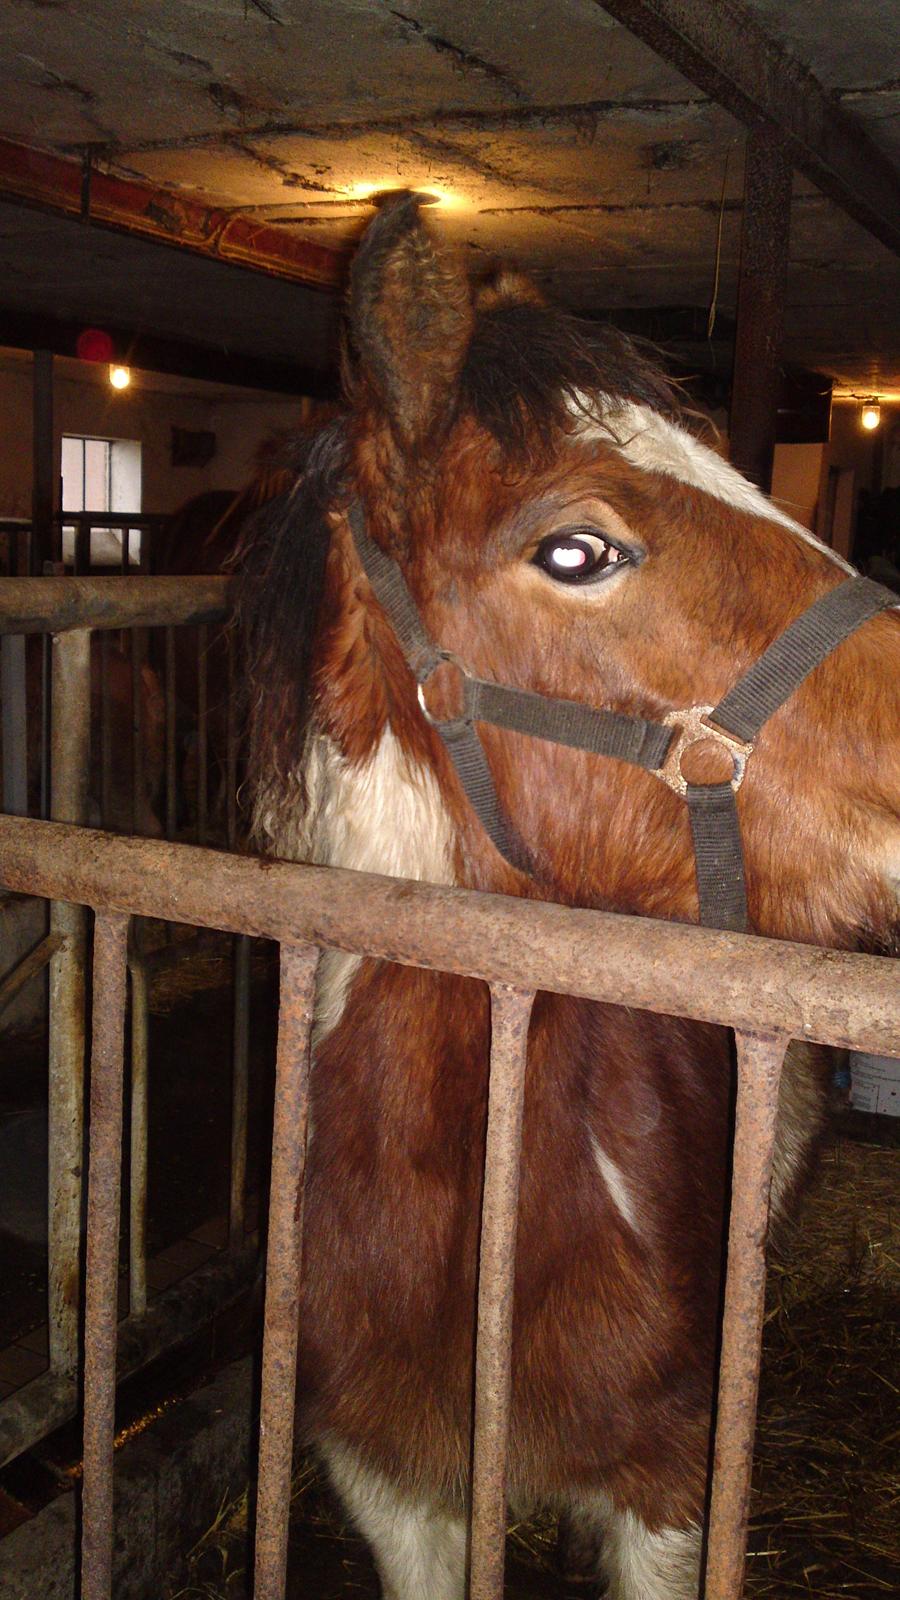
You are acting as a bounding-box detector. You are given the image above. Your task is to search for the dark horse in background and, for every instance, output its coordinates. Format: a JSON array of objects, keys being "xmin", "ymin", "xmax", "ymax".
[
  {"xmin": 149, "ymin": 460, "xmax": 299, "ymax": 837},
  {"xmin": 239, "ymin": 195, "xmax": 899, "ymax": 1598}
]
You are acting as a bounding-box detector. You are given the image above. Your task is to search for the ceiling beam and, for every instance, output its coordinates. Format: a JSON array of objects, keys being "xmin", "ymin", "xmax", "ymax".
[
  {"xmin": 597, "ymin": 0, "xmax": 900, "ymax": 256},
  {"xmin": 0, "ymin": 310, "xmax": 339, "ymax": 399},
  {"xmin": 0, "ymin": 138, "xmax": 345, "ymax": 292}
]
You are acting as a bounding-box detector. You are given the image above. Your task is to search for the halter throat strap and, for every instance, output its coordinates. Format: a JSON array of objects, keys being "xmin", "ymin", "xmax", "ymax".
[{"xmin": 347, "ymin": 501, "xmax": 896, "ymax": 931}]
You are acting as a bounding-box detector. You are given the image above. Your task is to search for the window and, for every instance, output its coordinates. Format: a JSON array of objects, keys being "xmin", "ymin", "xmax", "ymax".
[{"xmin": 61, "ymin": 435, "xmax": 142, "ymax": 567}]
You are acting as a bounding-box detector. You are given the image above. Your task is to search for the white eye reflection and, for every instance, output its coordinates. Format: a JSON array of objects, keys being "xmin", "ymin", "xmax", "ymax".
[
  {"xmin": 533, "ymin": 530, "xmax": 629, "ymax": 585},
  {"xmin": 554, "ymin": 544, "xmax": 592, "ymax": 570}
]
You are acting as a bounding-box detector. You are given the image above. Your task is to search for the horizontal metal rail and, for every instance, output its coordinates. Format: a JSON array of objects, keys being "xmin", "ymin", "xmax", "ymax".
[
  {"xmin": 0, "ymin": 816, "xmax": 895, "ymax": 1055},
  {"xmin": 1, "ymin": 816, "xmax": 896, "ymax": 1600},
  {"xmin": 59, "ymin": 512, "xmax": 169, "ymax": 529},
  {"xmin": 0, "ymin": 575, "xmax": 232, "ymax": 634}
]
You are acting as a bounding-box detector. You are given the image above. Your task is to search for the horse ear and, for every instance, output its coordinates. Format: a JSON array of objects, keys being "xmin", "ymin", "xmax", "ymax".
[{"xmin": 346, "ymin": 191, "xmax": 474, "ymax": 451}]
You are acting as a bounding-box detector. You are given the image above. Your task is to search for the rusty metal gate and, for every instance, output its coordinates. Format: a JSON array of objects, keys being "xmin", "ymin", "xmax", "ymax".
[
  {"xmin": 1, "ymin": 576, "xmax": 897, "ymax": 1600},
  {"xmin": 0, "ymin": 572, "xmax": 247, "ymax": 1470}
]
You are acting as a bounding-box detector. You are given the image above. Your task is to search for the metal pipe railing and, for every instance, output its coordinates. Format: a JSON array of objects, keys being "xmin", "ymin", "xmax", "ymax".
[
  {"xmin": 252, "ymin": 941, "xmax": 320, "ymax": 1599},
  {"xmin": 81, "ymin": 912, "xmax": 130, "ymax": 1600},
  {"xmin": 47, "ymin": 632, "xmax": 90, "ymax": 1374},
  {"xmin": 0, "ymin": 813, "xmax": 897, "ymax": 1600},
  {"xmin": 0, "ymin": 574, "xmax": 230, "ymax": 634},
  {"xmin": 469, "ymin": 985, "xmax": 534, "ymax": 1599},
  {"xmin": 1, "ymin": 817, "xmax": 893, "ymax": 1055},
  {"xmin": 1, "ymin": 578, "xmax": 249, "ymax": 1479}
]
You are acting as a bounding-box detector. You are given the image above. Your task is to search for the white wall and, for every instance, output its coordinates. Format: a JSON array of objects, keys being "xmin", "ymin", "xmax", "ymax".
[
  {"xmin": 770, "ymin": 443, "xmax": 828, "ymax": 532},
  {"xmin": 0, "ymin": 351, "xmax": 313, "ymax": 520}
]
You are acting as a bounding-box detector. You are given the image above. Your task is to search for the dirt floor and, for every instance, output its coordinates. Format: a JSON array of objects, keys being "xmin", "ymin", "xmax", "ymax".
[{"xmin": 168, "ymin": 1131, "xmax": 898, "ymax": 1600}]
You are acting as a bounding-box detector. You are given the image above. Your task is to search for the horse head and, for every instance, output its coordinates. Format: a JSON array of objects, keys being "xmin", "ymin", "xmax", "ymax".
[{"xmin": 246, "ymin": 191, "xmax": 899, "ymax": 953}]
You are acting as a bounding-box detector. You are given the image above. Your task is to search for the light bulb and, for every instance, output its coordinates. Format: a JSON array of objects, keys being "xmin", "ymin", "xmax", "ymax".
[
  {"xmin": 860, "ymin": 400, "xmax": 881, "ymax": 431},
  {"xmin": 109, "ymin": 365, "xmax": 131, "ymax": 391}
]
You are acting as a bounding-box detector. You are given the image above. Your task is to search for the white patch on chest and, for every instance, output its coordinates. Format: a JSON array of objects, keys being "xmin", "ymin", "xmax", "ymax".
[
  {"xmin": 261, "ymin": 728, "xmax": 457, "ymax": 1043},
  {"xmin": 588, "ymin": 1133, "xmax": 640, "ymax": 1234}
]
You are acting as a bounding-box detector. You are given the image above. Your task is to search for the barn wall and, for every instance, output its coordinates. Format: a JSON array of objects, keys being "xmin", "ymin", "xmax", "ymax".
[
  {"xmin": 770, "ymin": 443, "xmax": 829, "ymax": 532},
  {"xmin": 0, "ymin": 353, "xmax": 308, "ymax": 520}
]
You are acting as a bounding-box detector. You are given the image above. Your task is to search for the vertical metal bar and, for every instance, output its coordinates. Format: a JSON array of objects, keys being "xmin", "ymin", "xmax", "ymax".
[
  {"xmin": 100, "ymin": 632, "xmax": 111, "ymax": 828},
  {"xmin": 120, "ymin": 526, "xmax": 130, "ymax": 574},
  {"xmin": 81, "ymin": 910, "xmax": 130, "ymax": 1600},
  {"xmin": 226, "ymin": 628, "xmax": 238, "ymax": 852},
  {"xmin": 31, "ymin": 349, "xmax": 53, "ymax": 576},
  {"xmin": 1, "ymin": 634, "xmax": 29, "ymax": 815},
  {"xmin": 128, "ymin": 952, "xmax": 149, "ymax": 1316},
  {"xmin": 40, "ymin": 634, "xmax": 51, "ymax": 818},
  {"xmin": 253, "ymin": 940, "xmax": 320, "ymax": 1600},
  {"xmin": 229, "ymin": 934, "xmax": 251, "ymax": 1243},
  {"xmin": 48, "ymin": 628, "xmax": 91, "ymax": 1373},
  {"xmin": 131, "ymin": 629, "xmax": 145, "ymax": 835},
  {"xmin": 469, "ymin": 984, "xmax": 535, "ymax": 1600},
  {"xmin": 75, "ymin": 514, "xmax": 91, "ymax": 576},
  {"xmin": 164, "ymin": 626, "xmax": 177, "ymax": 840},
  {"xmin": 704, "ymin": 1029, "xmax": 789, "ymax": 1600},
  {"xmin": 729, "ymin": 130, "xmax": 792, "ymax": 493},
  {"xmin": 197, "ymin": 623, "xmax": 208, "ymax": 845}
]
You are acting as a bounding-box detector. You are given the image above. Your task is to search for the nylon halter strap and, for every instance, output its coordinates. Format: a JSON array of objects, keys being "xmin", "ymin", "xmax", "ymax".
[{"xmin": 348, "ymin": 501, "xmax": 896, "ymax": 932}]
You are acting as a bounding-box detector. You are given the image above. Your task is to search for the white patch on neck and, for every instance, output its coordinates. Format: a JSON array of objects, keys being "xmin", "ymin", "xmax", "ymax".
[
  {"xmin": 588, "ymin": 1133, "xmax": 640, "ymax": 1235},
  {"xmin": 602, "ymin": 1508, "xmax": 701, "ymax": 1600},
  {"xmin": 264, "ymin": 728, "xmax": 457, "ymax": 1043},
  {"xmin": 576, "ymin": 396, "xmax": 856, "ymax": 576}
]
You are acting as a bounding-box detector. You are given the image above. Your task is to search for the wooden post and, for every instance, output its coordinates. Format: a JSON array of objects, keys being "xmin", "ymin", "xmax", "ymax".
[{"xmin": 729, "ymin": 130, "xmax": 792, "ymax": 494}]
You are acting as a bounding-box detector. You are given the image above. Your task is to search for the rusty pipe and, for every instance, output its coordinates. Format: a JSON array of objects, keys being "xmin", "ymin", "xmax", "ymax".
[
  {"xmin": 469, "ymin": 985, "xmax": 535, "ymax": 1600},
  {"xmin": 0, "ymin": 818, "xmax": 895, "ymax": 1057},
  {"xmin": 704, "ymin": 1030, "xmax": 790, "ymax": 1600},
  {"xmin": 81, "ymin": 911, "xmax": 130, "ymax": 1600},
  {"xmin": 253, "ymin": 941, "xmax": 320, "ymax": 1600}
]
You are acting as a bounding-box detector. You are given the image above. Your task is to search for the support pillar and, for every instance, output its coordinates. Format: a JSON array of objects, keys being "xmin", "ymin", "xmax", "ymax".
[{"xmin": 729, "ymin": 130, "xmax": 792, "ymax": 494}]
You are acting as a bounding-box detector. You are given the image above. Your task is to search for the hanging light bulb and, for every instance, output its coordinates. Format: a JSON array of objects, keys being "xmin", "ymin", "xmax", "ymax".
[
  {"xmin": 860, "ymin": 398, "xmax": 881, "ymax": 431},
  {"xmin": 109, "ymin": 364, "xmax": 131, "ymax": 390}
]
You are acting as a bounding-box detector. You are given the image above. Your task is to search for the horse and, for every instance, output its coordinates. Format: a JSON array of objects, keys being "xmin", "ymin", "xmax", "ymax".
[
  {"xmin": 239, "ymin": 193, "xmax": 899, "ymax": 1600},
  {"xmin": 151, "ymin": 432, "xmax": 335, "ymax": 839}
]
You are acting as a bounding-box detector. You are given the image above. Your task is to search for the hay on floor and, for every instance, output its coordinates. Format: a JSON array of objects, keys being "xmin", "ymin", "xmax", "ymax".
[{"xmin": 170, "ymin": 1135, "xmax": 898, "ymax": 1598}]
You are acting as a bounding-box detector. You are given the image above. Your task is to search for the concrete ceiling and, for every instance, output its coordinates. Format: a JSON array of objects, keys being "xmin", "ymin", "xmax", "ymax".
[{"xmin": 1, "ymin": 0, "xmax": 898, "ymax": 395}]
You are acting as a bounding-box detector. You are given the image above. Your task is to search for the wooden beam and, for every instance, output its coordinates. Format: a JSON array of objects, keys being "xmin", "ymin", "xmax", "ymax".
[
  {"xmin": 0, "ymin": 137, "xmax": 345, "ymax": 291},
  {"xmin": 598, "ymin": 0, "xmax": 900, "ymax": 256}
]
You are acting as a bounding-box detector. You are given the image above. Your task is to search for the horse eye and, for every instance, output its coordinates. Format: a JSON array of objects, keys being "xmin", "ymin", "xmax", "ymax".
[{"xmin": 533, "ymin": 529, "xmax": 629, "ymax": 585}]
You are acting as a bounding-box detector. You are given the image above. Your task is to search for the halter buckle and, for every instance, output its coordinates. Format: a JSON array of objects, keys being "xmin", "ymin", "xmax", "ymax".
[
  {"xmin": 658, "ymin": 705, "xmax": 753, "ymax": 797},
  {"xmin": 416, "ymin": 651, "xmax": 472, "ymax": 728}
]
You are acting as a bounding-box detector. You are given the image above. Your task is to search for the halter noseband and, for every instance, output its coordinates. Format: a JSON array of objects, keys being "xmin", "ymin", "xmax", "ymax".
[{"xmin": 348, "ymin": 501, "xmax": 896, "ymax": 932}]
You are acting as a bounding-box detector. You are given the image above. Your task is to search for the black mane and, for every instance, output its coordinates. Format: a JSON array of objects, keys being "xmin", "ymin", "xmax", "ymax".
[
  {"xmin": 238, "ymin": 418, "xmax": 350, "ymax": 794},
  {"xmin": 461, "ymin": 300, "xmax": 678, "ymax": 462},
  {"xmin": 238, "ymin": 302, "xmax": 677, "ymax": 803}
]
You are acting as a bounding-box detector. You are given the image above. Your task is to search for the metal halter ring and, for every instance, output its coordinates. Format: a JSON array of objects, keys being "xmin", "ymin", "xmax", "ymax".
[
  {"xmin": 658, "ymin": 705, "xmax": 754, "ymax": 797},
  {"xmin": 416, "ymin": 650, "xmax": 472, "ymax": 727}
]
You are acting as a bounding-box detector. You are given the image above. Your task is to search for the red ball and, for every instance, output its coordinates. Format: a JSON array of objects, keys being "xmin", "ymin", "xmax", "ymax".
[{"xmin": 75, "ymin": 327, "xmax": 115, "ymax": 363}]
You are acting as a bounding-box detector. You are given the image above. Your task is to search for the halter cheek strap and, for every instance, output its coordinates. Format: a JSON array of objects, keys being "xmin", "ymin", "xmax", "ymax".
[{"xmin": 347, "ymin": 501, "xmax": 896, "ymax": 932}]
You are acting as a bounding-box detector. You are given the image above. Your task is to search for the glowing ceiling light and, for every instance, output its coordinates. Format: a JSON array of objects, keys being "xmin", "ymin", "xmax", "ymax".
[
  {"xmin": 859, "ymin": 399, "xmax": 881, "ymax": 431},
  {"xmin": 109, "ymin": 364, "xmax": 131, "ymax": 391},
  {"xmin": 346, "ymin": 182, "xmax": 456, "ymax": 209}
]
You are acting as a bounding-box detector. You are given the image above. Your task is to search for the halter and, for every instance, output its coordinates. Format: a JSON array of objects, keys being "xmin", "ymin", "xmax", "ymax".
[{"xmin": 348, "ymin": 501, "xmax": 896, "ymax": 932}]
